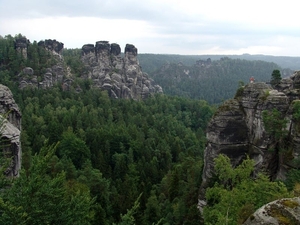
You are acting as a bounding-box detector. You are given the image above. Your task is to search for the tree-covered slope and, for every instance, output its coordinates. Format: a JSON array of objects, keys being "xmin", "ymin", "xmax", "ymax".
[
  {"xmin": 149, "ymin": 57, "xmax": 292, "ymax": 104},
  {"xmin": 2, "ymin": 86, "xmax": 213, "ymax": 224},
  {"xmin": 138, "ymin": 53, "xmax": 300, "ymax": 73}
]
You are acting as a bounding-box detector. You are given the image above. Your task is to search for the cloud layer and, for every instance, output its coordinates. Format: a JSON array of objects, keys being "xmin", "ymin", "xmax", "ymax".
[{"xmin": 1, "ymin": 0, "xmax": 300, "ymax": 56}]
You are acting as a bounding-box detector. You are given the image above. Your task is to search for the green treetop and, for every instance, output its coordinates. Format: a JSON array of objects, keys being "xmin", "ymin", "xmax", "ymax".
[{"xmin": 271, "ymin": 69, "xmax": 282, "ymax": 87}]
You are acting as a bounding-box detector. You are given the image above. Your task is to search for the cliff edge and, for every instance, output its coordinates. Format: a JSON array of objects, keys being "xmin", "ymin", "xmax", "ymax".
[{"xmin": 199, "ymin": 71, "xmax": 300, "ymax": 212}]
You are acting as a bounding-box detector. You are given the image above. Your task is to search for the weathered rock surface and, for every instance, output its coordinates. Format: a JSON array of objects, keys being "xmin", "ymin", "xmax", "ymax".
[
  {"xmin": 243, "ymin": 197, "xmax": 300, "ymax": 225},
  {"xmin": 38, "ymin": 39, "xmax": 64, "ymax": 55},
  {"xmin": 81, "ymin": 41, "xmax": 162, "ymax": 99},
  {"xmin": 199, "ymin": 72, "xmax": 300, "ymax": 213},
  {"xmin": 17, "ymin": 38, "xmax": 70, "ymax": 90},
  {"xmin": 15, "ymin": 37, "xmax": 30, "ymax": 59},
  {"xmin": 19, "ymin": 64, "xmax": 67, "ymax": 90},
  {"xmin": 16, "ymin": 38, "xmax": 162, "ymax": 100},
  {"xmin": 0, "ymin": 84, "xmax": 21, "ymax": 177}
]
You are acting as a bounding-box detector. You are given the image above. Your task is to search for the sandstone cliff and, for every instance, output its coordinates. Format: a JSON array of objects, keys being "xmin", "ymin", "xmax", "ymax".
[
  {"xmin": 0, "ymin": 84, "xmax": 21, "ymax": 177},
  {"xmin": 18, "ymin": 39, "xmax": 68, "ymax": 90},
  {"xmin": 199, "ymin": 71, "xmax": 300, "ymax": 212},
  {"xmin": 81, "ymin": 41, "xmax": 162, "ymax": 100},
  {"xmin": 15, "ymin": 37, "xmax": 162, "ymax": 100}
]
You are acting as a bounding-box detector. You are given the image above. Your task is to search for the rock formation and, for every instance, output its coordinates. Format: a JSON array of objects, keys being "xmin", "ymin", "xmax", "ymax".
[
  {"xmin": 15, "ymin": 37, "xmax": 162, "ymax": 100},
  {"xmin": 0, "ymin": 84, "xmax": 21, "ymax": 177},
  {"xmin": 15, "ymin": 37, "xmax": 30, "ymax": 59},
  {"xmin": 16, "ymin": 37, "xmax": 68, "ymax": 90},
  {"xmin": 195, "ymin": 58, "xmax": 212, "ymax": 67},
  {"xmin": 81, "ymin": 41, "xmax": 162, "ymax": 100},
  {"xmin": 243, "ymin": 197, "xmax": 300, "ymax": 224},
  {"xmin": 19, "ymin": 65, "xmax": 66, "ymax": 90},
  {"xmin": 199, "ymin": 71, "xmax": 300, "ymax": 212},
  {"xmin": 38, "ymin": 39, "xmax": 64, "ymax": 55}
]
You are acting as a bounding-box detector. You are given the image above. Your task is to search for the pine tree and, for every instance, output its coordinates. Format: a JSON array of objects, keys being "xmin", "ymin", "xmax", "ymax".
[
  {"xmin": 0, "ymin": 143, "xmax": 95, "ymax": 225},
  {"xmin": 271, "ymin": 69, "xmax": 282, "ymax": 87}
]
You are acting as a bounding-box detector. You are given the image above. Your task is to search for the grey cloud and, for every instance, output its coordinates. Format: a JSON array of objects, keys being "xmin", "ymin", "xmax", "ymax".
[{"xmin": 0, "ymin": 0, "xmax": 180, "ymax": 22}]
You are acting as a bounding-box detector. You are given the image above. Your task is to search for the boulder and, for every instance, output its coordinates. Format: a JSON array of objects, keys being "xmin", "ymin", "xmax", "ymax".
[{"xmin": 243, "ymin": 197, "xmax": 300, "ymax": 225}]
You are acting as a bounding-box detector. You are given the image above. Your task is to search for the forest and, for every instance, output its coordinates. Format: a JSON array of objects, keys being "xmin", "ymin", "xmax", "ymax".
[
  {"xmin": 0, "ymin": 34, "xmax": 299, "ymax": 224},
  {"xmin": 64, "ymin": 47, "xmax": 293, "ymax": 104},
  {"xmin": 147, "ymin": 57, "xmax": 293, "ymax": 104},
  {"xmin": 137, "ymin": 53, "xmax": 300, "ymax": 73}
]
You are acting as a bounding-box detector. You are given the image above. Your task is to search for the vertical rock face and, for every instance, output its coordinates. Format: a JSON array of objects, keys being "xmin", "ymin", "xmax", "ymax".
[
  {"xmin": 16, "ymin": 37, "xmax": 162, "ymax": 99},
  {"xmin": 0, "ymin": 84, "xmax": 21, "ymax": 177},
  {"xmin": 80, "ymin": 41, "xmax": 163, "ymax": 100},
  {"xmin": 15, "ymin": 37, "xmax": 30, "ymax": 59},
  {"xmin": 199, "ymin": 73, "xmax": 300, "ymax": 212}
]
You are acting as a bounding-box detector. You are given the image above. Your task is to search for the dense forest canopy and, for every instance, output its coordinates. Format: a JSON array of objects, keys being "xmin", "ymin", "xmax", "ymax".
[
  {"xmin": 149, "ymin": 57, "xmax": 292, "ymax": 104},
  {"xmin": 2, "ymin": 86, "xmax": 213, "ymax": 224},
  {"xmin": 0, "ymin": 33, "xmax": 215, "ymax": 223},
  {"xmin": 0, "ymin": 34, "xmax": 299, "ymax": 224},
  {"xmin": 138, "ymin": 53, "xmax": 300, "ymax": 73}
]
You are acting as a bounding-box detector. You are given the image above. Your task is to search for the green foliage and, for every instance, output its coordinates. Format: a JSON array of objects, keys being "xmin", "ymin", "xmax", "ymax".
[
  {"xmin": 147, "ymin": 57, "xmax": 284, "ymax": 104},
  {"xmin": 271, "ymin": 69, "xmax": 282, "ymax": 87},
  {"xmin": 259, "ymin": 90, "xmax": 270, "ymax": 101},
  {"xmin": 115, "ymin": 193, "xmax": 142, "ymax": 225},
  {"xmin": 57, "ymin": 128, "xmax": 91, "ymax": 169},
  {"xmin": 63, "ymin": 48, "xmax": 85, "ymax": 77},
  {"xmin": 262, "ymin": 109, "xmax": 288, "ymax": 140},
  {"xmin": 203, "ymin": 154, "xmax": 291, "ymax": 225},
  {"xmin": 292, "ymin": 100, "xmax": 300, "ymax": 120},
  {"xmin": 292, "ymin": 100, "xmax": 300, "ymax": 132},
  {"xmin": 285, "ymin": 169, "xmax": 300, "ymax": 191},
  {"xmin": 11, "ymin": 87, "xmax": 213, "ymax": 224},
  {"xmin": 0, "ymin": 143, "xmax": 95, "ymax": 225},
  {"xmin": 1, "ymin": 35, "xmax": 295, "ymax": 224},
  {"xmin": 234, "ymin": 81, "xmax": 245, "ymax": 99},
  {"xmin": 0, "ymin": 34, "xmax": 58, "ymax": 87}
]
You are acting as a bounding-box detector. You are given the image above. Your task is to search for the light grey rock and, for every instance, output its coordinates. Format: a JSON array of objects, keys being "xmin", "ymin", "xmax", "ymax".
[
  {"xmin": 80, "ymin": 41, "xmax": 163, "ymax": 100},
  {"xmin": 199, "ymin": 73, "xmax": 300, "ymax": 214},
  {"xmin": 243, "ymin": 197, "xmax": 300, "ymax": 225},
  {"xmin": 22, "ymin": 67, "xmax": 34, "ymax": 76},
  {"xmin": 16, "ymin": 38, "xmax": 162, "ymax": 99},
  {"xmin": 0, "ymin": 84, "xmax": 21, "ymax": 177}
]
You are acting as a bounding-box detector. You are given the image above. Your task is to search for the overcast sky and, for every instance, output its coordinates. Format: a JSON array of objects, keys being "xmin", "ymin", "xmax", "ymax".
[{"xmin": 1, "ymin": 0, "xmax": 300, "ymax": 56}]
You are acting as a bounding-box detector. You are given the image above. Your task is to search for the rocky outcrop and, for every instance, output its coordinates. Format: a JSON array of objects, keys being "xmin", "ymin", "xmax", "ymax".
[
  {"xmin": 81, "ymin": 41, "xmax": 163, "ymax": 100},
  {"xmin": 15, "ymin": 37, "xmax": 30, "ymax": 59},
  {"xmin": 0, "ymin": 84, "xmax": 21, "ymax": 177},
  {"xmin": 38, "ymin": 39, "xmax": 64, "ymax": 55},
  {"xmin": 199, "ymin": 72, "xmax": 300, "ymax": 213},
  {"xmin": 19, "ymin": 65, "xmax": 66, "ymax": 89},
  {"xmin": 17, "ymin": 37, "xmax": 162, "ymax": 100},
  {"xmin": 17, "ymin": 38, "xmax": 71, "ymax": 90},
  {"xmin": 195, "ymin": 58, "xmax": 212, "ymax": 67},
  {"xmin": 243, "ymin": 197, "xmax": 300, "ymax": 225}
]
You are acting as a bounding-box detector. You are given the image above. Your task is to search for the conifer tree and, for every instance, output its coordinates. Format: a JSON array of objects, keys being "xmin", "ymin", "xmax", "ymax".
[{"xmin": 271, "ymin": 69, "xmax": 282, "ymax": 87}]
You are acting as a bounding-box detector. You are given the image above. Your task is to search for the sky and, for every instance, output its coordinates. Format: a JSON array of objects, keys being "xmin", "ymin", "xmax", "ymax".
[{"xmin": 1, "ymin": 0, "xmax": 300, "ymax": 56}]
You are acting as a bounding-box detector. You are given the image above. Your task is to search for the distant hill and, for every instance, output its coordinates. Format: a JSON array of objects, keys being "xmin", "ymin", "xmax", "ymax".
[
  {"xmin": 138, "ymin": 54, "xmax": 300, "ymax": 74},
  {"xmin": 146, "ymin": 57, "xmax": 293, "ymax": 104}
]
